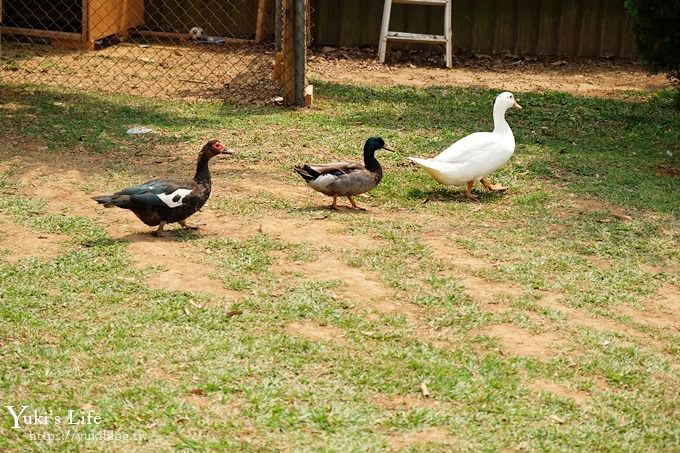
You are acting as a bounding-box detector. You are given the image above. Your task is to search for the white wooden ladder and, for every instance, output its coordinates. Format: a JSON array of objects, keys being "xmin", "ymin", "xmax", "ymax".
[{"xmin": 378, "ymin": 0, "xmax": 452, "ymax": 68}]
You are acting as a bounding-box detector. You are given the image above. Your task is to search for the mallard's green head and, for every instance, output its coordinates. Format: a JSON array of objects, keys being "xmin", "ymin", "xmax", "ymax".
[{"xmin": 363, "ymin": 136, "xmax": 395, "ymax": 154}]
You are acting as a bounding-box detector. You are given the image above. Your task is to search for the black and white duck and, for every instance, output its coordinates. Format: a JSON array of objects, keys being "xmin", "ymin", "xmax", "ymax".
[
  {"xmin": 294, "ymin": 136, "xmax": 394, "ymax": 211},
  {"xmin": 93, "ymin": 140, "xmax": 233, "ymax": 236}
]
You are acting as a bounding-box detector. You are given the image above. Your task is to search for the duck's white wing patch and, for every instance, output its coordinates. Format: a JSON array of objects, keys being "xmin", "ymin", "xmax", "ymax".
[
  {"xmin": 157, "ymin": 188, "xmax": 192, "ymax": 208},
  {"xmin": 309, "ymin": 173, "xmax": 339, "ymax": 192}
]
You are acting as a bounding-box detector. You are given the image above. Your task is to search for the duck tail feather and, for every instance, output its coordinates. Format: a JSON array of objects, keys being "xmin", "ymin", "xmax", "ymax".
[
  {"xmin": 294, "ymin": 165, "xmax": 318, "ymax": 182},
  {"xmin": 92, "ymin": 195, "xmax": 125, "ymax": 208}
]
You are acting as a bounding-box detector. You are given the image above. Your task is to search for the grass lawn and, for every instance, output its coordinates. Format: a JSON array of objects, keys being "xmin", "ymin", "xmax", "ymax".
[{"xmin": 0, "ymin": 81, "xmax": 679, "ymax": 451}]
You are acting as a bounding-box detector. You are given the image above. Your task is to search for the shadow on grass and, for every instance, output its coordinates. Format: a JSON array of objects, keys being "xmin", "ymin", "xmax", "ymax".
[
  {"xmin": 290, "ymin": 204, "xmax": 371, "ymax": 215},
  {"xmin": 405, "ymin": 187, "xmax": 506, "ymax": 203},
  {"xmin": 0, "ymin": 83, "xmax": 277, "ymax": 153}
]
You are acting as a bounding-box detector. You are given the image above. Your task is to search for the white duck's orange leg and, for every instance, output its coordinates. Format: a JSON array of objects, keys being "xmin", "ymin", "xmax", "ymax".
[
  {"xmin": 465, "ymin": 181, "xmax": 479, "ymax": 200},
  {"xmin": 347, "ymin": 195, "xmax": 366, "ymax": 211},
  {"xmin": 481, "ymin": 177, "xmax": 507, "ymax": 192}
]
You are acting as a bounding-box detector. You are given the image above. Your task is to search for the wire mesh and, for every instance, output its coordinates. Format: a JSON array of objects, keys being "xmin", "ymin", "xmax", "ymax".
[{"xmin": 0, "ymin": 0, "xmax": 305, "ymax": 104}]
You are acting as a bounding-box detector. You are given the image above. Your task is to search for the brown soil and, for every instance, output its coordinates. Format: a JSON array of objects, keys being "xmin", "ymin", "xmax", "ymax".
[
  {"xmin": 310, "ymin": 49, "xmax": 670, "ymax": 98},
  {"xmin": 370, "ymin": 393, "xmax": 441, "ymax": 411},
  {"xmin": 616, "ymin": 285, "xmax": 679, "ymax": 332},
  {"xmin": 529, "ymin": 379, "xmax": 590, "ymax": 406},
  {"xmin": 482, "ymin": 324, "xmax": 569, "ymax": 359},
  {"xmin": 284, "ymin": 321, "xmax": 347, "ymax": 344},
  {"xmin": 0, "ymin": 213, "xmax": 62, "ymax": 262},
  {"xmin": 0, "ymin": 41, "xmax": 277, "ymax": 102},
  {"xmin": 536, "ymin": 292, "xmax": 662, "ymax": 344},
  {"xmin": 656, "ymin": 165, "xmax": 680, "ymax": 178},
  {"xmin": 423, "ymin": 234, "xmax": 524, "ymax": 312},
  {"xmin": 386, "ymin": 427, "xmax": 457, "ymax": 450},
  {"xmin": 277, "ymin": 256, "xmax": 391, "ymax": 299}
]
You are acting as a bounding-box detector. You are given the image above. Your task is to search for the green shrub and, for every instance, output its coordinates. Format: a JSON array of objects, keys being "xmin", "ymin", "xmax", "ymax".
[{"xmin": 625, "ymin": 0, "xmax": 680, "ymax": 106}]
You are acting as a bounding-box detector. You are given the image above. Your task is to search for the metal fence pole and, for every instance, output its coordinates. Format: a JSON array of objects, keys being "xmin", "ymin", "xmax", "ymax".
[
  {"xmin": 275, "ymin": 0, "xmax": 282, "ymax": 52},
  {"xmin": 294, "ymin": 0, "xmax": 306, "ymax": 107}
]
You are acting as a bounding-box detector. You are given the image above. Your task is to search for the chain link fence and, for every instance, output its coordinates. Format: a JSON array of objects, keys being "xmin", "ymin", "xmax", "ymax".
[{"xmin": 0, "ymin": 0, "xmax": 309, "ymax": 105}]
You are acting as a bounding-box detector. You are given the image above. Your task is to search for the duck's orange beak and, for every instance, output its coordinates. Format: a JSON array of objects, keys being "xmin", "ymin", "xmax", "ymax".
[{"xmin": 513, "ymin": 100, "xmax": 523, "ymax": 109}]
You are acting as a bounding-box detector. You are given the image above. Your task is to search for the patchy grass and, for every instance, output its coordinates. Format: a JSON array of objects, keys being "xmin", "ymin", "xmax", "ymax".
[{"xmin": 0, "ymin": 81, "xmax": 679, "ymax": 451}]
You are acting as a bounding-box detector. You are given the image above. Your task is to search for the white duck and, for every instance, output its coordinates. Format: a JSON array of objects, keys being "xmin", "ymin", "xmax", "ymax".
[{"xmin": 409, "ymin": 92, "xmax": 522, "ymax": 199}]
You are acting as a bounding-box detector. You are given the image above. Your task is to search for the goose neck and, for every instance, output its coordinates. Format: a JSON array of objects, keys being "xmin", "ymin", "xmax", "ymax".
[{"xmin": 492, "ymin": 105, "xmax": 511, "ymax": 135}]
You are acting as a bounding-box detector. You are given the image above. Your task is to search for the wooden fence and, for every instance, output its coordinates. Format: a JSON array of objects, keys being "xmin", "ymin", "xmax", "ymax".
[{"xmin": 311, "ymin": 0, "xmax": 636, "ymax": 57}]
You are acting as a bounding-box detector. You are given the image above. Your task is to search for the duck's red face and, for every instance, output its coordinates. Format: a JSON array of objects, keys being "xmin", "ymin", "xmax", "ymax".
[{"xmin": 206, "ymin": 140, "xmax": 234, "ymax": 157}]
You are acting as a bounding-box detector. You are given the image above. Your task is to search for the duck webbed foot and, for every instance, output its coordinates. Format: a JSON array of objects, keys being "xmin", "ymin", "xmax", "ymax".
[
  {"xmin": 330, "ymin": 195, "xmax": 341, "ymax": 211},
  {"xmin": 179, "ymin": 220, "xmax": 200, "ymax": 230},
  {"xmin": 465, "ymin": 181, "xmax": 480, "ymax": 200},
  {"xmin": 347, "ymin": 195, "xmax": 367, "ymax": 211},
  {"xmin": 152, "ymin": 221, "xmax": 168, "ymax": 237},
  {"xmin": 481, "ymin": 177, "xmax": 507, "ymax": 192}
]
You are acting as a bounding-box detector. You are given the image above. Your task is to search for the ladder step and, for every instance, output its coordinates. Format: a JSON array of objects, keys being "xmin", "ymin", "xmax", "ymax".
[
  {"xmin": 386, "ymin": 31, "xmax": 447, "ymax": 44},
  {"xmin": 393, "ymin": 0, "xmax": 447, "ymax": 5}
]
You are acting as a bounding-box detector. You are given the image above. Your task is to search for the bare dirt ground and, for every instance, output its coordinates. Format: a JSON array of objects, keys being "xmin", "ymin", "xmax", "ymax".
[
  {"xmin": 308, "ymin": 48, "xmax": 671, "ymax": 97},
  {"xmin": 0, "ymin": 40, "xmax": 277, "ymax": 101},
  {"xmin": 0, "ymin": 39, "xmax": 671, "ymax": 102}
]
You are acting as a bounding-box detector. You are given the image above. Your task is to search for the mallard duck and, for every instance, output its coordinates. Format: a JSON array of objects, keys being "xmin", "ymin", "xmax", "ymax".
[
  {"xmin": 93, "ymin": 140, "xmax": 233, "ymax": 236},
  {"xmin": 294, "ymin": 136, "xmax": 394, "ymax": 210},
  {"xmin": 409, "ymin": 92, "xmax": 522, "ymax": 199}
]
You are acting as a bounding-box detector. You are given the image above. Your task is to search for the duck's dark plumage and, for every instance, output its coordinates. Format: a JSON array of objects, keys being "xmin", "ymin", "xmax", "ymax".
[{"xmin": 93, "ymin": 140, "xmax": 233, "ymax": 236}]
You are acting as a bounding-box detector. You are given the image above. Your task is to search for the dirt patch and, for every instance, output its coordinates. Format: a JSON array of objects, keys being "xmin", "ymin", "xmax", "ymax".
[
  {"xmin": 529, "ymin": 379, "xmax": 590, "ymax": 406},
  {"xmin": 284, "ymin": 321, "xmax": 347, "ymax": 344},
  {"xmin": 278, "ymin": 256, "xmax": 390, "ymax": 299},
  {"xmin": 127, "ymin": 239, "xmax": 241, "ymax": 299},
  {"xmin": 369, "ymin": 299, "xmax": 421, "ymax": 321},
  {"xmin": 422, "ymin": 235, "xmax": 488, "ymax": 269},
  {"xmin": 616, "ymin": 284, "xmax": 679, "ymax": 332},
  {"xmin": 310, "ymin": 50, "xmax": 669, "ymax": 98},
  {"xmin": 370, "ymin": 393, "xmax": 441, "ymax": 411},
  {"xmin": 258, "ymin": 216, "xmax": 378, "ymax": 250},
  {"xmin": 459, "ymin": 275, "xmax": 523, "ymax": 312},
  {"xmin": 274, "ymin": 255, "xmax": 423, "ymax": 320},
  {"xmin": 386, "ymin": 427, "xmax": 457, "ymax": 450},
  {"xmin": 656, "ymin": 165, "xmax": 680, "ymax": 178},
  {"xmin": 180, "ymin": 392, "xmax": 243, "ymax": 417},
  {"xmin": 536, "ymin": 292, "xmax": 656, "ymax": 342},
  {"xmin": 482, "ymin": 323, "xmax": 569, "ymax": 359},
  {"xmin": 567, "ymin": 197, "xmax": 611, "ymax": 213},
  {"xmin": 1, "ymin": 41, "xmax": 277, "ymax": 102},
  {"xmin": 0, "ymin": 214, "xmax": 62, "ymax": 262},
  {"xmin": 17, "ymin": 165, "xmax": 98, "ymax": 218},
  {"xmin": 422, "ymin": 234, "xmax": 524, "ymax": 312}
]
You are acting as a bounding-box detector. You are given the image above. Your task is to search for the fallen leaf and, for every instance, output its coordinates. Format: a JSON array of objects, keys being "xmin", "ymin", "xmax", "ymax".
[
  {"xmin": 613, "ymin": 213, "xmax": 633, "ymax": 221},
  {"xmin": 549, "ymin": 414, "xmax": 565, "ymax": 424}
]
